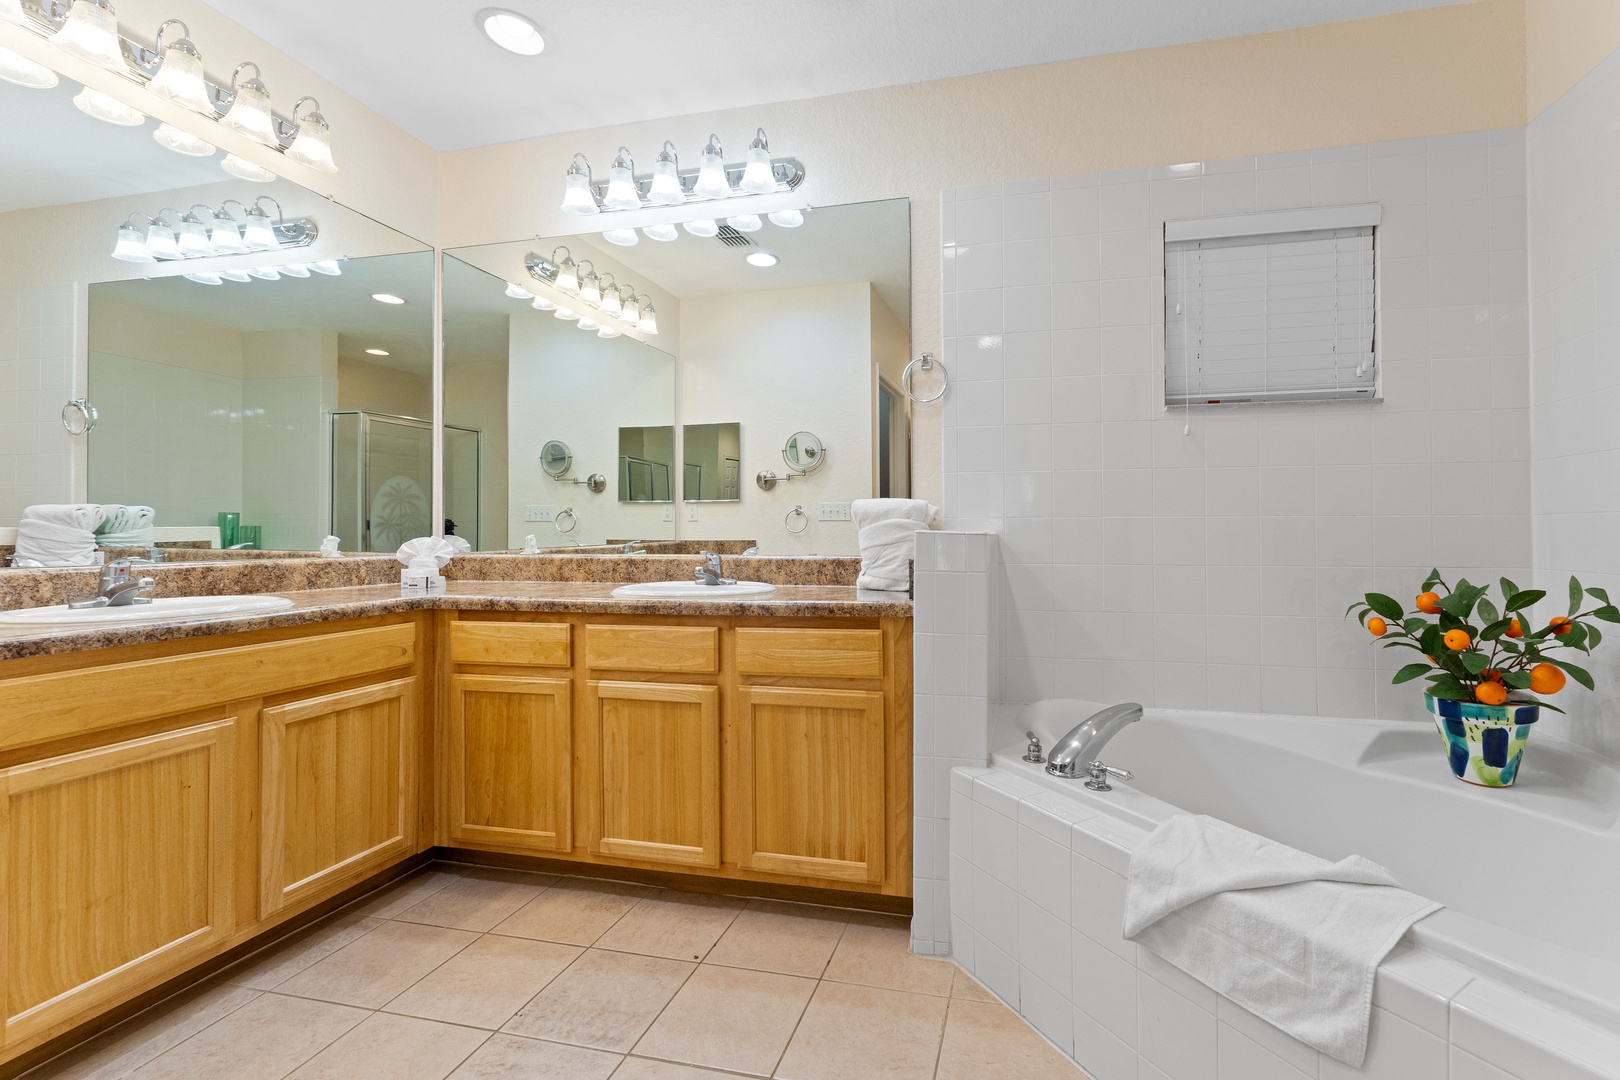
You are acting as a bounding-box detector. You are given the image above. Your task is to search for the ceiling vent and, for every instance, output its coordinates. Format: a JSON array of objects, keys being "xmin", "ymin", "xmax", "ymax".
[{"xmin": 715, "ymin": 225, "xmax": 755, "ymax": 248}]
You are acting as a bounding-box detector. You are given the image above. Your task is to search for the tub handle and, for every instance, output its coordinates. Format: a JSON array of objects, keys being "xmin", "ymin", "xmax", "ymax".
[
  {"xmin": 1022, "ymin": 731, "xmax": 1044, "ymax": 763},
  {"xmin": 1084, "ymin": 761, "xmax": 1133, "ymax": 792}
]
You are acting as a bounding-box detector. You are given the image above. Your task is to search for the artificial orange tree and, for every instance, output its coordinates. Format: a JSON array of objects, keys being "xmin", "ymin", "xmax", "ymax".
[{"xmin": 1348, "ymin": 571, "xmax": 1619, "ymax": 711}]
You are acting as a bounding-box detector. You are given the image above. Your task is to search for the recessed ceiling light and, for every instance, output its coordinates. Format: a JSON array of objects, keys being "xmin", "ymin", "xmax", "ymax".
[
  {"xmin": 365, "ymin": 348, "xmax": 390, "ymax": 356},
  {"xmin": 477, "ymin": 8, "xmax": 544, "ymax": 55},
  {"xmin": 746, "ymin": 251, "xmax": 779, "ymax": 268},
  {"xmin": 372, "ymin": 293, "xmax": 406, "ymax": 305}
]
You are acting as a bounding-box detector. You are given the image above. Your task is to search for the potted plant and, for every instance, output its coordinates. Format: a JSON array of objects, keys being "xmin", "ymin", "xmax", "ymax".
[{"xmin": 1348, "ymin": 571, "xmax": 1619, "ymax": 787}]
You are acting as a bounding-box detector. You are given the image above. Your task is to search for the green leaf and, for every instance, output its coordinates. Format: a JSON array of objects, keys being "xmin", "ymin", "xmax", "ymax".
[
  {"xmin": 1570, "ymin": 576, "xmax": 1585, "ymax": 617},
  {"xmin": 1505, "ymin": 589, "xmax": 1546, "ymax": 612},
  {"xmin": 1403, "ymin": 618, "xmax": 1430, "ymax": 635},
  {"xmin": 1546, "ymin": 658, "xmax": 1596, "ymax": 691},
  {"xmin": 1587, "ymin": 624, "xmax": 1603, "ymax": 649},
  {"xmin": 1479, "ymin": 618, "xmax": 1511, "ymax": 642},
  {"xmin": 1565, "ymin": 622, "xmax": 1590, "ymax": 652},
  {"xmin": 1588, "ymin": 586, "xmax": 1611, "ymax": 605},
  {"xmin": 1477, "ymin": 597, "xmax": 1501, "ymax": 626},
  {"xmin": 1460, "ymin": 651, "xmax": 1490, "ymax": 675},
  {"xmin": 1364, "ymin": 592, "xmax": 1404, "ymax": 622},
  {"xmin": 1392, "ymin": 663, "xmax": 1432, "ymax": 684},
  {"xmin": 1502, "ymin": 670, "xmax": 1531, "ymax": 689},
  {"xmin": 1424, "ymin": 568, "xmax": 1444, "ymax": 591},
  {"xmin": 1438, "ymin": 584, "xmax": 1485, "ymax": 620},
  {"xmin": 1426, "ymin": 676, "xmax": 1473, "ymax": 700},
  {"xmin": 1594, "ymin": 606, "xmax": 1620, "ymax": 624},
  {"xmin": 1500, "ymin": 576, "xmax": 1521, "ymax": 602},
  {"xmin": 1419, "ymin": 624, "xmax": 1443, "ymax": 657}
]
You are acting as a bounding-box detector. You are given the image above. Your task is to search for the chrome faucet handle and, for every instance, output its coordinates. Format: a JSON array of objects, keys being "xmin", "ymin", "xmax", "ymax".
[
  {"xmin": 69, "ymin": 559, "xmax": 132, "ymax": 609},
  {"xmin": 1084, "ymin": 761, "xmax": 1133, "ymax": 792},
  {"xmin": 1023, "ymin": 731, "xmax": 1044, "ymax": 763}
]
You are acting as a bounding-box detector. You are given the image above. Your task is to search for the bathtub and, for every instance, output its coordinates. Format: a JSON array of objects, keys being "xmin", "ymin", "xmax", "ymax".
[{"xmin": 947, "ymin": 699, "xmax": 1620, "ymax": 1080}]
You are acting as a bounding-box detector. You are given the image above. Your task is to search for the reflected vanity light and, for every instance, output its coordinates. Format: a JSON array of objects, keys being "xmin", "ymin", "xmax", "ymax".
[
  {"xmin": 176, "ymin": 210, "xmax": 212, "ymax": 257},
  {"xmin": 371, "ymin": 292, "xmax": 406, "ymax": 304},
  {"xmin": 73, "ymin": 86, "xmax": 144, "ymax": 126},
  {"xmin": 552, "ymin": 247, "xmax": 579, "ymax": 293},
  {"xmin": 553, "ymin": 306, "xmax": 580, "ymax": 320},
  {"xmin": 504, "ymin": 282, "xmax": 533, "ymax": 299},
  {"xmin": 618, "ymin": 292, "xmax": 641, "ymax": 324},
  {"xmin": 597, "ymin": 325, "xmax": 621, "ymax": 338},
  {"xmin": 693, "ymin": 134, "xmax": 730, "ymax": 198},
  {"xmin": 220, "ymin": 154, "xmax": 275, "ymax": 182},
  {"xmin": 147, "ymin": 20, "xmax": 212, "ymax": 115},
  {"xmin": 601, "ymin": 228, "xmax": 638, "ymax": 247},
  {"xmin": 208, "ymin": 205, "xmax": 248, "ymax": 254},
  {"xmin": 531, "ymin": 295, "xmax": 556, "ymax": 311},
  {"xmin": 308, "ymin": 260, "xmax": 342, "ymax": 275},
  {"xmin": 53, "ymin": 0, "xmax": 128, "ymax": 73},
  {"xmin": 599, "ymin": 284, "xmax": 623, "ymax": 318},
  {"xmin": 682, "ymin": 218, "xmax": 719, "ymax": 238},
  {"xmin": 153, "ymin": 123, "xmax": 214, "ymax": 157},
  {"xmin": 642, "ymin": 223, "xmax": 678, "ymax": 242},
  {"xmin": 240, "ymin": 200, "xmax": 279, "ymax": 250},
  {"xmin": 217, "ymin": 269, "xmax": 251, "ymax": 282},
  {"xmin": 577, "ymin": 317, "xmax": 599, "ymax": 331},
  {"xmin": 365, "ymin": 348, "xmax": 389, "ymax": 356},
  {"xmin": 246, "ymin": 266, "xmax": 280, "ymax": 280},
  {"xmin": 0, "ymin": 47, "xmax": 59, "ymax": 89},
  {"xmin": 578, "ymin": 263, "xmax": 601, "ymax": 304},
  {"xmin": 638, "ymin": 303, "xmax": 658, "ymax": 335},
  {"xmin": 278, "ymin": 262, "xmax": 310, "ymax": 277},
  {"xmin": 183, "ymin": 271, "xmax": 222, "ymax": 285},
  {"xmin": 767, "ymin": 209, "xmax": 804, "ymax": 228},
  {"xmin": 726, "ymin": 214, "xmax": 762, "ymax": 233}
]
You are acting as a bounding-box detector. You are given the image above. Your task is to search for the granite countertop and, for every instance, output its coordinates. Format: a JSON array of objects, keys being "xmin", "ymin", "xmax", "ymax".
[{"xmin": 0, "ymin": 581, "xmax": 912, "ymax": 661}]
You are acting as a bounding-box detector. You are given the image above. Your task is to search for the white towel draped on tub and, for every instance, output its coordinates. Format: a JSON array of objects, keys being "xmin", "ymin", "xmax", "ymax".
[
  {"xmin": 14, "ymin": 504, "xmax": 107, "ymax": 565},
  {"xmin": 1123, "ymin": 814, "xmax": 1441, "ymax": 1068},
  {"xmin": 852, "ymin": 498, "xmax": 939, "ymax": 592}
]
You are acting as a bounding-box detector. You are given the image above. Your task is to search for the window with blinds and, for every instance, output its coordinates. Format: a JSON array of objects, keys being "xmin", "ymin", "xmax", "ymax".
[{"xmin": 1163, "ymin": 204, "xmax": 1381, "ymax": 406}]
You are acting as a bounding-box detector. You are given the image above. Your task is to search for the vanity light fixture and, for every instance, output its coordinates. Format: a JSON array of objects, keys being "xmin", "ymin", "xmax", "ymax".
[
  {"xmin": 153, "ymin": 123, "xmax": 213, "ymax": 156},
  {"xmin": 113, "ymin": 197, "xmax": 317, "ymax": 264},
  {"xmin": 602, "ymin": 147, "xmax": 640, "ymax": 211},
  {"xmin": 648, "ymin": 141, "xmax": 684, "ymax": 205},
  {"xmin": 477, "ymin": 8, "xmax": 544, "ymax": 55},
  {"xmin": 176, "ymin": 208, "xmax": 213, "ymax": 257},
  {"xmin": 240, "ymin": 199, "xmax": 279, "ymax": 250},
  {"xmin": 52, "ymin": 0, "xmax": 128, "ymax": 73},
  {"xmin": 371, "ymin": 292, "xmax": 406, "ymax": 305},
  {"xmin": 142, "ymin": 210, "xmax": 181, "ymax": 259},
  {"xmin": 601, "ymin": 228, "xmax": 638, "ymax": 247},
  {"xmin": 207, "ymin": 203, "xmax": 249, "ymax": 254},
  {"xmin": 285, "ymin": 96, "xmax": 337, "ymax": 173},
  {"xmin": 553, "ymin": 306, "xmax": 579, "ymax": 320},
  {"xmin": 220, "ymin": 61, "xmax": 277, "ymax": 146},
  {"xmin": 73, "ymin": 86, "xmax": 143, "ymax": 125},
  {"xmin": 598, "ymin": 280, "xmax": 623, "ymax": 318},
  {"xmin": 183, "ymin": 271, "xmax": 222, "ymax": 285},
  {"xmin": 577, "ymin": 317, "xmax": 599, "ymax": 331},
  {"xmin": 504, "ymin": 282, "xmax": 533, "ymax": 300},
  {"xmin": 682, "ymin": 219, "xmax": 719, "ymax": 238},
  {"xmin": 638, "ymin": 303, "xmax": 658, "ymax": 335},
  {"xmin": 693, "ymin": 134, "xmax": 730, "ymax": 199},
  {"xmin": 746, "ymin": 250, "xmax": 778, "ymax": 268},
  {"xmin": 278, "ymin": 262, "xmax": 310, "ymax": 277},
  {"xmin": 618, "ymin": 292, "xmax": 641, "ymax": 324},
  {"xmin": 531, "ymin": 295, "xmax": 556, "ymax": 311},
  {"xmin": 560, "ymin": 155, "xmax": 599, "ymax": 216},
  {"xmin": 146, "ymin": 20, "xmax": 211, "ymax": 114},
  {"xmin": 767, "ymin": 209, "xmax": 804, "ymax": 228},
  {"xmin": 365, "ymin": 348, "xmax": 389, "ymax": 356},
  {"xmin": 578, "ymin": 262, "xmax": 601, "ymax": 304},
  {"xmin": 308, "ymin": 260, "xmax": 342, "ymax": 275},
  {"xmin": 220, "ymin": 154, "xmax": 275, "ymax": 182},
  {"xmin": 0, "ymin": 47, "xmax": 59, "ymax": 89},
  {"xmin": 739, "ymin": 128, "xmax": 774, "ymax": 194},
  {"xmin": 597, "ymin": 325, "xmax": 621, "ymax": 338},
  {"xmin": 525, "ymin": 252, "xmax": 661, "ymax": 335},
  {"xmin": 642, "ymin": 223, "xmax": 678, "ymax": 242},
  {"xmin": 246, "ymin": 266, "xmax": 280, "ymax": 281},
  {"xmin": 111, "ymin": 216, "xmax": 155, "ymax": 262},
  {"xmin": 217, "ymin": 269, "xmax": 251, "ymax": 282},
  {"xmin": 551, "ymin": 247, "xmax": 579, "ymax": 293},
  {"xmin": 559, "ymin": 129, "xmax": 804, "ymax": 216},
  {"xmin": 726, "ymin": 214, "xmax": 762, "ymax": 233}
]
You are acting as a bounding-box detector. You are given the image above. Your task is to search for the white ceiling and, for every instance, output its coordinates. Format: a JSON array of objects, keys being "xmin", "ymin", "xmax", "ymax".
[{"xmin": 196, "ymin": 0, "xmax": 1471, "ymax": 152}]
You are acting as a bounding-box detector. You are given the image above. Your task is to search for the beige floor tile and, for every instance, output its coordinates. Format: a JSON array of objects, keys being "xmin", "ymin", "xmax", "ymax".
[
  {"xmin": 935, "ymin": 999, "xmax": 1087, "ymax": 1080},
  {"xmin": 447, "ymin": 1033, "xmax": 621, "ymax": 1079},
  {"xmin": 275, "ymin": 919, "xmax": 478, "ymax": 1009},
  {"xmin": 634, "ymin": 963, "xmax": 815, "ymax": 1076},
  {"xmin": 702, "ymin": 900, "xmax": 850, "ymax": 978},
  {"xmin": 386, "ymin": 934, "xmax": 582, "ymax": 1029},
  {"xmin": 593, "ymin": 891, "xmax": 744, "ymax": 961},
  {"xmin": 394, "ymin": 868, "xmax": 557, "ymax": 932},
  {"xmin": 774, "ymin": 982, "xmax": 948, "ymax": 1080},
  {"xmin": 821, "ymin": 920, "xmax": 955, "ymax": 997},
  {"xmin": 126, "ymin": 993, "xmax": 368, "ymax": 1080},
  {"xmin": 612, "ymin": 1059, "xmax": 747, "ymax": 1079},
  {"xmin": 221, "ymin": 913, "xmax": 384, "ymax": 990},
  {"xmin": 345, "ymin": 868, "xmax": 462, "ymax": 918},
  {"xmin": 950, "ymin": 966, "xmax": 999, "ymax": 1003},
  {"xmin": 490, "ymin": 878, "xmax": 648, "ymax": 946},
  {"xmin": 285, "ymin": 1012, "xmax": 489, "ymax": 1080},
  {"xmin": 23, "ymin": 982, "xmax": 261, "ymax": 1080},
  {"xmin": 502, "ymin": 948, "xmax": 694, "ymax": 1052}
]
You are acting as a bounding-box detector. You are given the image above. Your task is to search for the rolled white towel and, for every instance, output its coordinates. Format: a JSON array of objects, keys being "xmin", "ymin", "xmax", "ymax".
[
  {"xmin": 853, "ymin": 498, "xmax": 939, "ymax": 592},
  {"xmin": 15, "ymin": 504, "xmax": 106, "ymax": 565},
  {"xmin": 23, "ymin": 504, "xmax": 106, "ymax": 532},
  {"xmin": 95, "ymin": 505, "xmax": 156, "ymax": 548}
]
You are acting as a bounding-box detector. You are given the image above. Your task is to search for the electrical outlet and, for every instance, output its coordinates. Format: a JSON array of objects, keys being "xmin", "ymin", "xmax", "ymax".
[
  {"xmin": 662, "ymin": 505, "xmax": 674, "ymax": 522},
  {"xmin": 525, "ymin": 505, "xmax": 555, "ymax": 522},
  {"xmin": 818, "ymin": 502, "xmax": 852, "ymax": 521},
  {"xmin": 687, "ymin": 505, "xmax": 699, "ymax": 521}
]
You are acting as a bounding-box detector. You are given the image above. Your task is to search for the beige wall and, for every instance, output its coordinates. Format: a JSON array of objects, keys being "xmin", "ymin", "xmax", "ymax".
[
  {"xmin": 438, "ymin": 1, "xmax": 1528, "ymax": 510},
  {"xmin": 1525, "ymin": 0, "xmax": 1620, "ymax": 117},
  {"xmin": 338, "ymin": 357, "xmax": 432, "ymax": 419}
]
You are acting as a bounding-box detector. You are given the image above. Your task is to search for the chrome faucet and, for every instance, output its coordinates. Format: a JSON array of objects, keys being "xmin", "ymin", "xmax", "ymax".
[
  {"xmin": 67, "ymin": 559, "xmax": 156, "ymax": 609},
  {"xmin": 619, "ymin": 540, "xmax": 646, "ymax": 554},
  {"xmin": 1046, "ymin": 702, "xmax": 1142, "ymax": 791},
  {"xmin": 693, "ymin": 551, "xmax": 736, "ymax": 586}
]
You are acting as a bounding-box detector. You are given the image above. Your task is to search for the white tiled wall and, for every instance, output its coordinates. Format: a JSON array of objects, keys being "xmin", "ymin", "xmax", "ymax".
[
  {"xmin": 940, "ymin": 132, "xmax": 1531, "ymax": 723},
  {"xmin": 0, "ymin": 283, "xmax": 77, "ymax": 523},
  {"xmin": 1528, "ymin": 46, "xmax": 1620, "ymax": 759}
]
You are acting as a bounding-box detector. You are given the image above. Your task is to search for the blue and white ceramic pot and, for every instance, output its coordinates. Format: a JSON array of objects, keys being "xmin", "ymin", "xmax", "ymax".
[{"xmin": 1424, "ymin": 693, "xmax": 1540, "ymax": 788}]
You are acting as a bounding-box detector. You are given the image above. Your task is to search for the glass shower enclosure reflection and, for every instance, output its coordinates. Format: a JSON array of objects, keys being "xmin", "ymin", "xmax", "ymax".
[{"xmin": 331, "ymin": 411, "xmax": 480, "ymax": 553}]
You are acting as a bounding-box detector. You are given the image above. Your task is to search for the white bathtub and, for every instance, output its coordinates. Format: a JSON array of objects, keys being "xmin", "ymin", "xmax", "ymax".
[{"xmin": 948, "ymin": 699, "xmax": 1620, "ymax": 1080}]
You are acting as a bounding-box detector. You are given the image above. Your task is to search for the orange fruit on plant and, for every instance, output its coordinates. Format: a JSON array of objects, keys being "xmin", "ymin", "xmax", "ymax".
[
  {"xmin": 1366, "ymin": 617, "xmax": 1387, "ymax": 637},
  {"xmin": 1529, "ymin": 663, "xmax": 1566, "ymax": 695},
  {"xmin": 1474, "ymin": 682, "xmax": 1508, "ymax": 706},
  {"xmin": 1443, "ymin": 629, "xmax": 1471, "ymax": 650},
  {"xmin": 1416, "ymin": 592, "xmax": 1443, "ymax": 614},
  {"xmin": 1550, "ymin": 616, "xmax": 1573, "ymax": 636},
  {"xmin": 1505, "ymin": 618, "xmax": 1523, "ymax": 639},
  {"xmin": 1483, "ymin": 668, "xmax": 1504, "ymax": 683}
]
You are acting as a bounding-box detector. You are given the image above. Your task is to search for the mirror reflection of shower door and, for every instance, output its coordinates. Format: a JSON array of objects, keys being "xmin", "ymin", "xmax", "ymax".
[
  {"xmin": 331, "ymin": 411, "xmax": 432, "ymax": 553},
  {"xmin": 443, "ymin": 424, "xmax": 482, "ymax": 550}
]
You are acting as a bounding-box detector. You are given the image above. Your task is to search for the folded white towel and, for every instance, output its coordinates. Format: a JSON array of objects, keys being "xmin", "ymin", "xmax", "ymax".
[
  {"xmin": 853, "ymin": 498, "xmax": 939, "ymax": 592},
  {"xmin": 1124, "ymin": 815, "xmax": 1440, "ymax": 1067},
  {"xmin": 15, "ymin": 504, "xmax": 106, "ymax": 565},
  {"xmin": 95, "ymin": 505, "xmax": 155, "ymax": 548}
]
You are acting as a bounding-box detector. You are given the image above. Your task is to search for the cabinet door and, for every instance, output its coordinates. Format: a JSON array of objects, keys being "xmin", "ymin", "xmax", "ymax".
[
  {"xmin": 260, "ymin": 678, "xmax": 417, "ymax": 917},
  {"xmin": 448, "ymin": 675, "xmax": 572, "ymax": 853},
  {"xmin": 0, "ymin": 719, "xmax": 236, "ymax": 1047},
  {"xmin": 736, "ymin": 686, "xmax": 886, "ymax": 884},
  {"xmin": 587, "ymin": 681, "xmax": 719, "ymax": 868}
]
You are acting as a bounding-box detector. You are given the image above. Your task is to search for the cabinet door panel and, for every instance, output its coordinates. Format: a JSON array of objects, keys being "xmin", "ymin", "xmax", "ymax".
[
  {"xmin": 448, "ymin": 675, "xmax": 571, "ymax": 852},
  {"xmin": 588, "ymin": 681, "xmax": 719, "ymax": 868},
  {"xmin": 737, "ymin": 687, "xmax": 885, "ymax": 884},
  {"xmin": 0, "ymin": 720, "xmax": 235, "ymax": 1046},
  {"xmin": 260, "ymin": 679, "xmax": 416, "ymax": 917}
]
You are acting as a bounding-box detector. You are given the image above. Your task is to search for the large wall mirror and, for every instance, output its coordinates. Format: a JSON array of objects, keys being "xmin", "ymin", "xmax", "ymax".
[
  {"xmin": 0, "ymin": 71, "xmax": 434, "ymax": 564},
  {"xmin": 441, "ymin": 197, "xmax": 912, "ymax": 555}
]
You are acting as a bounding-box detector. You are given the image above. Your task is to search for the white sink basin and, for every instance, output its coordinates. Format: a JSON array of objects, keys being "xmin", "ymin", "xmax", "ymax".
[
  {"xmin": 611, "ymin": 580, "xmax": 777, "ymax": 599},
  {"xmin": 0, "ymin": 595, "xmax": 296, "ymax": 627}
]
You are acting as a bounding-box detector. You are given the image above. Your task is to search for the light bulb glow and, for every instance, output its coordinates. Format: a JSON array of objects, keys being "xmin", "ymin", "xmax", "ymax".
[
  {"xmin": 642, "ymin": 223, "xmax": 679, "ymax": 242},
  {"xmin": 767, "ymin": 209, "xmax": 804, "ymax": 228},
  {"xmin": 577, "ymin": 317, "xmax": 599, "ymax": 331},
  {"xmin": 112, "ymin": 223, "xmax": 154, "ymax": 263},
  {"xmin": 649, "ymin": 142, "xmax": 684, "ymax": 205},
  {"xmin": 309, "ymin": 260, "xmax": 342, "ymax": 276},
  {"xmin": 727, "ymin": 214, "xmax": 762, "ymax": 233},
  {"xmin": 53, "ymin": 0, "xmax": 128, "ymax": 72},
  {"xmin": 183, "ymin": 272, "xmax": 222, "ymax": 285},
  {"xmin": 638, "ymin": 304, "xmax": 659, "ymax": 335},
  {"xmin": 601, "ymin": 228, "xmax": 639, "ymax": 247},
  {"xmin": 177, "ymin": 218, "xmax": 212, "ymax": 257},
  {"xmin": 560, "ymin": 155, "xmax": 598, "ymax": 216},
  {"xmin": 554, "ymin": 255, "xmax": 579, "ymax": 293},
  {"xmin": 286, "ymin": 98, "xmax": 336, "ymax": 173},
  {"xmin": 241, "ymin": 212, "xmax": 277, "ymax": 251},
  {"xmin": 153, "ymin": 123, "xmax": 214, "ymax": 157},
  {"xmin": 371, "ymin": 293, "xmax": 406, "ymax": 305},
  {"xmin": 693, "ymin": 140, "xmax": 730, "ymax": 199},
  {"xmin": 740, "ymin": 129, "xmax": 775, "ymax": 194},
  {"xmin": 247, "ymin": 266, "xmax": 281, "ymax": 280},
  {"xmin": 682, "ymin": 218, "xmax": 719, "ymax": 238},
  {"xmin": 579, "ymin": 272, "xmax": 601, "ymax": 305},
  {"xmin": 221, "ymin": 154, "xmax": 276, "ymax": 182},
  {"xmin": 531, "ymin": 295, "xmax": 556, "ymax": 311},
  {"xmin": 218, "ymin": 270, "xmax": 252, "ymax": 282},
  {"xmin": 365, "ymin": 348, "xmax": 389, "ymax": 355},
  {"xmin": 209, "ymin": 215, "xmax": 247, "ymax": 254},
  {"xmin": 279, "ymin": 263, "xmax": 310, "ymax": 277},
  {"xmin": 73, "ymin": 87, "xmax": 143, "ymax": 126},
  {"xmin": 0, "ymin": 47, "xmax": 59, "ymax": 89},
  {"xmin": 221, "ymin": 64, "xmax": 278, "ymax": 147},
  {"xmin": 148, "ymin": 28, "xmax": 212, "ymax": 115},
  {"xmin": 597, "ymin": 326, "xmax": 621, "ymax": 338},
  {"xmin": 478, "ymin": 8, "xmax": 544, "ymax": 55},
  {"xmin": 554, "ymin": 306, "xmax": 580, "ymax": 321},
  {"xmin": 504, "ymin": 282, "xmax": 533, "ymax": 300},
  {"xmin": 602, "ymin": 147, "xmax": 640, "ymax": 211},
  {"xmin": 143, "ymin": 222, "xmax": 180, "ymax": 260},
  {"xmin": 600, "ymin": 289, "xmax": 622, "ymax": 317},
  {"xmin": 619, "ymin": 295, "xmax": 641, "ymax": 324}
]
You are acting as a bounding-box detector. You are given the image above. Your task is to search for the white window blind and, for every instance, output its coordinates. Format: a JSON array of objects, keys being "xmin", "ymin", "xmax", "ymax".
[{"xmin": 1164, "ymin": 208, "xmax": 1380, "ymax": 406}]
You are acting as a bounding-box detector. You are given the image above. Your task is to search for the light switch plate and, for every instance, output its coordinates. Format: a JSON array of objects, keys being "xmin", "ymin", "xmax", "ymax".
[
  {"xmin": 687, "ymin": 505, "xmax": 699, "ymax": 521},
  {"xmin": 525, "ymin": 505, "xmax": 555, "ymax": 521},
  {"xmin": 662, "ymin": 505, "xmax": 674, "ymax": 521},
  {"xmin": 818, "ymin": 502, "xmax": 852, "ymax": 521}
]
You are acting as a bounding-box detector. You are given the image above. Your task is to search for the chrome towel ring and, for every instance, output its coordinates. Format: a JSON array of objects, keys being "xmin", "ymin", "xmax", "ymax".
[
  {"xmin": 554, "ymin": 507, "xmax": 577, "ymax": 533},
  {"xmin": 785, "ymin": 505, "xmax": 809, "ymax": 534},
  {"xmin": 902, "ymin": 353, "xmax": 947, "ymax": 403},
  {"xmin": 62, "ymin": 399, "xmax": 97, "ymax": 436}
]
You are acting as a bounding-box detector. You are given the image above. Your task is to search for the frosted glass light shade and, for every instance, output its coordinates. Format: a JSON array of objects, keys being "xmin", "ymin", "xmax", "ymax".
[
  {"xmin": 184, "ymin": 272, "xmax": 223, "ymax": 285},
  {"xmin": 149, "ymin": 42, "xmax": 212, "ymax": 114},
  {"xmin": 177, "ymin": 218, "xmax": 212, "ymax": 257},
  {"xmin": 579, "ymin": 273, "xmax": 601, "ymax": 304},
  {"xmin": 602, "ymin": 148, "xmax": 640, "ymax": 211},
  {"xmin": 0, "ymin": 47, "xmax": 58, "ymax": 89},
  {"xmin": 309, "ymin": 260, "xmax": 342, "ymax": 276},
  {"xmin": 221, "ymin": 71, "xmax": 277, "ymax": 146},
  {"xmin": 220, "ymin": 154, "xmax": 275, "ymax": 182},
  {"xmin": 768, "ymin": 209, "xmax": 804, "ymax": 228},
  {"xmin": 286, "ymin": 106, "xmax": 336, "ymax": 173},
  {"xmin": 73, "ymin": 87, "xmax": 143, "ymax": 125},
  {"xmin": 638, "ymin": 303, "xmax": 658, "ymax": 335},
  {"xmin": 649, "ymin": 154, "xmax": 684, "ymax": 205},
  {"xmin": 599, "ymin": 289, "xmax": 622, "ymax": 317},
  {"xmin": 619, "ymin": 295, "xmax": 641, "ymax": 324},
  {"xmin": 553, "ymin": 306, "xmax": 580, "ymax": 321},
  {"xmin": 246, "ymin": 266, "xmax": 281, "ymax": 280},
  {"xmin": 279, "ymin": 263, "xmax": 311, "ymax": 277},
  {"xmin": 218, "ymin": 270, "xmax": 252, "ymax": 282},
  {"xmin": 726, "ymin": 214, "xmax": 762, "ymax": 233},
  {"xmin": 504, "ymin": 282, "xmax": 533, "ymax": 299},
  {"xmin": 555, "ymin": 259, "xmax": 579, "ymax": 294},
  {"xmin": 143, "ymin": 223, "xmax": 180, "ymax": 260},
  {"xmin": 642, "ymin": 223, "xmax": 679, "ymax": 242},
  {"xmin": 112, "ymin": 224, "xmax": 154, "ymax": 263},
  {"xmin": 153, "ymin": 123, "xmax": 214, "ymax": 157},
  {"xmin": 576, "ymin": 317, "xmax": 599, "ymax": 331},
  {"xmin": 241, "ymin": 214, "xmax": 277, "ymax": 251},
  {"xmin": 209, "ymin": 216, "xmax": 247, "ymax": 254},
  {"xmin": 597, "ymin": 325, "xmax": 621, "ymax": 338},
  {"xmin": 601, "ymin": 228, "xmax": 638, "ymax": 247},
  {"xmin": 740, "ymin": 130, "xmax": 775, "ymax": 194},
  {"xmin": 531, "ymin": 295, "xmax": 556, "ymax": 311},
  {"xmin": 560, "ymin": 156, "xmax": 598, "ymax": 215},
  {"xmin": 53, "ymin": 0, "xmax": 127, "ymax": 73},
  {"xmin": 682, "ymin": 218, "xmax": 719, "ymax": 238},
  {"xmin": 693, "ymin": 147, "xmax": 730, "ymax": 199}
]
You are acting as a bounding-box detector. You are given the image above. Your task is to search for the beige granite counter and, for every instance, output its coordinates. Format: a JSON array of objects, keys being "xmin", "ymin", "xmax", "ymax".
[{"xmin": 0, "ymin": 581, "xmax": 911, "ymax": 661}]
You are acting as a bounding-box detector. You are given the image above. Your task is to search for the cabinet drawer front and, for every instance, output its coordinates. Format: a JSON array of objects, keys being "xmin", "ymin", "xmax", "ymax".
[
  {"xmin": 451, "ymin": 622, "xmax": 571, "ymax": 667},
  {"xmin": 585, "ymin": 625, "xmax": 718, "ymax": 673},
  {"xmin": 735, "ymin": 628, "xmax": 883, "ymax": 679}
]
